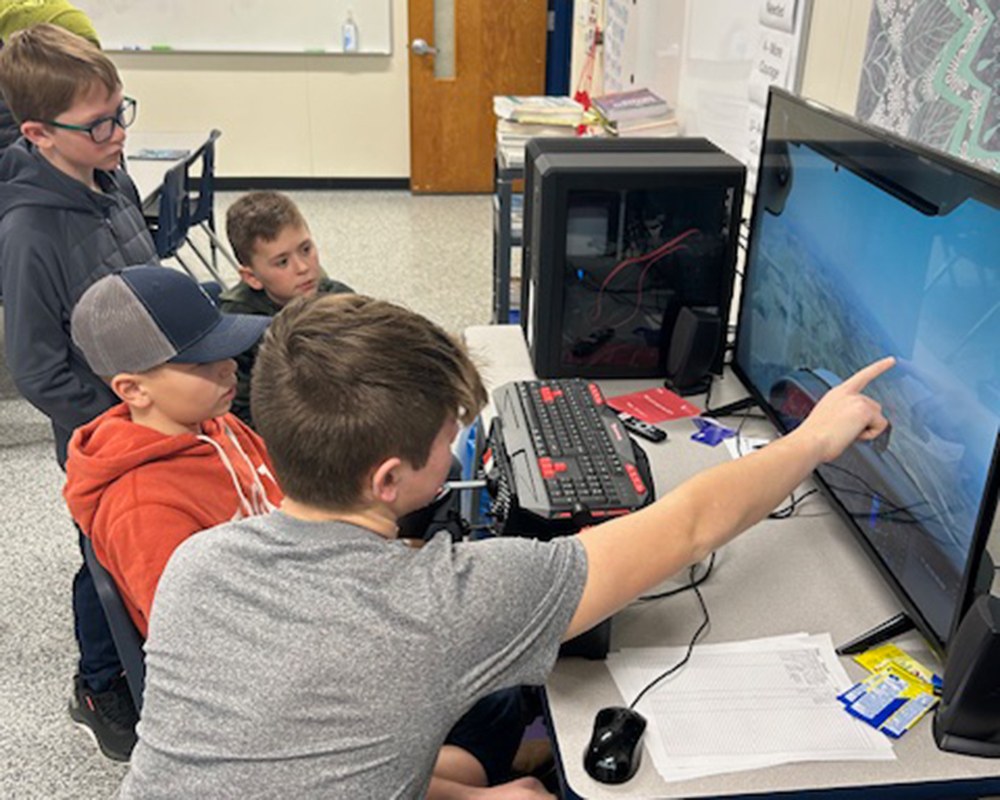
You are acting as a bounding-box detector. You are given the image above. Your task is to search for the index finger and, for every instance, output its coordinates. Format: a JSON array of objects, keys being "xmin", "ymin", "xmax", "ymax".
[{"xmin": 840, "ymin": 356, "xmax": 896, "ymax": 393}]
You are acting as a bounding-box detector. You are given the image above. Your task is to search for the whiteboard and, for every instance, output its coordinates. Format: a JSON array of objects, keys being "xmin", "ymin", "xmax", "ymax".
[{"xmin": 76, "ymin": 0, "xmax": 392, "ymax": 54}]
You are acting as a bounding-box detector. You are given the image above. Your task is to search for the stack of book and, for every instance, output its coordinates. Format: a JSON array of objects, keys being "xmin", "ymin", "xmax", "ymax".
[
  {"xmin": 494, "ymin": 119, "xmax": 579, "ymax": 169},
  {"xmin": 493, "ymin": 96, "xmax": 598, "ymax": 168},
  {"xmin": 591, "ymin": 88, "xmax": 678, "ymax": 138},
  {"xmin": 493, "ymin": 95, "xmax": 586, "ymax": 126}
]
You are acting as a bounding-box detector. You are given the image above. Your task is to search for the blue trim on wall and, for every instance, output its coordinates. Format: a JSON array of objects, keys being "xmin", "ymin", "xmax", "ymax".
[{"xmin": 545, "ymin": 0, "xmax": 573, "ymax": 96}]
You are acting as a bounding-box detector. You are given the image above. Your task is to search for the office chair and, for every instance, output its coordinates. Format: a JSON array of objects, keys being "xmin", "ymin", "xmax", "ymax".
[
  {"xmin": 184, "ymin": 129, "xmax": 241, "ymax": 280},
  {"xmin": 146, "ymin": 157, "xmax": 201, "ymax": 284},
  {"xmin": 144, "ymin": 131, "xmax": 237, "ymax": 287},
  {"xmin": 81, "ymin": 537, "xmax": 146, "ymax": 713}
]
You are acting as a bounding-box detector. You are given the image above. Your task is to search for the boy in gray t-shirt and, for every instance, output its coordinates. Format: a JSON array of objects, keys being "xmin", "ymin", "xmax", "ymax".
[{"xmin": 122, "ymin": 294, "xmax": 894, "ymax": 799}]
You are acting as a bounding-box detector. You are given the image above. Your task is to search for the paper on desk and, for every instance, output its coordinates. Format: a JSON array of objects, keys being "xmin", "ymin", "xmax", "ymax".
[
  {"xmin": 606, "ymin": 633, "xmax": 895, "ymax": 783},
  {"xmin": 723, "ymin": 435, "xmax": 770, "ymax": 459},
  {"xmin": 606, "ymin": 386, "xmax": 702, "ymax": 423}
]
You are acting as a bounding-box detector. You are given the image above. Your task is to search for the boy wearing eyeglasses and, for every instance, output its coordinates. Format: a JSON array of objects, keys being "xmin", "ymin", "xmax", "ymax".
[
  {"xmin": 0, "ymin": 23, "xmax": 156, "ymax": 762},
  {"xmin": 0, "ymin": 1, "xmax": 102, "ymax": 154}
]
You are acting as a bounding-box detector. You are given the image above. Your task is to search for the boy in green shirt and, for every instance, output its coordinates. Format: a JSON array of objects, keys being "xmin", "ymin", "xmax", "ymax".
[{"xmin": 219, "ymin": 190, "xmax": 352, "ymax": 427}]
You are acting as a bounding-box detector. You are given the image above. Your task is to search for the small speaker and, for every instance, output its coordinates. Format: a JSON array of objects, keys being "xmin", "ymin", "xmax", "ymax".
[
  {"xmin": 663, "ymin": 307, "xmax": 720, "ymax": 396},
  {"xmin": 933, "ymin": 594, "xmax": 1000, "ymax": 757}
]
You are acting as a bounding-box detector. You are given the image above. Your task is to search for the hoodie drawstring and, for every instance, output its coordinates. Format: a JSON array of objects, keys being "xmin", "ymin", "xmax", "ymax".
[
  {"xmin": 224, "ymin": 424, "xmax": 279, "ymax": 515},
  {"xmin": 196, "ymin": 425, "xmax": 277, "ymax": 519}
]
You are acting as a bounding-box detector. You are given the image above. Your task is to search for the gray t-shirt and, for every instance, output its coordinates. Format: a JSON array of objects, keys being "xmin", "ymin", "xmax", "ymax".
[{"xmin": 120, "ymin": 511, "xmax": 588, "ymax": 799}]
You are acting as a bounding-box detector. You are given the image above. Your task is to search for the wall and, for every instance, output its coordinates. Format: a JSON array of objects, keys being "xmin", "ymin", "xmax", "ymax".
[
  {"xmin": 113, "ymin": 0, "xmax": 410, "ymax": 179},
  {"xmin": 113, "ymin": 0, "xmax": 874, "ymax": 180},
  {"xmin": 799, "ymin": 0, "xmax": 873, "ymax": 114}
]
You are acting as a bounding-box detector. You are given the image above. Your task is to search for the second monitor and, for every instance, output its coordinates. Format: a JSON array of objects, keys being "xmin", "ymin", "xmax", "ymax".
[{"xmin": 521, "ymin": 137, "xmax": 745, "ymax": 380}]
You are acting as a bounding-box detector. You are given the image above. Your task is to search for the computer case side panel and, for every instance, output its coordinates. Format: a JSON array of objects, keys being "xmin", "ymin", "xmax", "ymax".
[
  {"xmin": 521, "ymin": 137, "xmax": 724, "ymax": 344},
  {"xmin": 524, "ymin": 143, "xmax": 745, "ymax": 379}
]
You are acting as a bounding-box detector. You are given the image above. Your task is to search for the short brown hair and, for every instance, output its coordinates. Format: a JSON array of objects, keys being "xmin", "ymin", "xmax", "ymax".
[
  {"xmin": 0, "ymin": 23, "xmax": 120, "ymax": 125},
  {"xmin": 252, "ymin": 294, "xmax": 487, "ymax": 509},
  {"xmin": 226, "ymin": 191, "xmax": 308, "ymax": 266}
]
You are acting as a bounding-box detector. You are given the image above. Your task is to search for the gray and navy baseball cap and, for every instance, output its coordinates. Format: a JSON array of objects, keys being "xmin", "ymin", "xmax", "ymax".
[{"xmin": 72, "ymin": 266, "xmax": 270, "ymax": 376}]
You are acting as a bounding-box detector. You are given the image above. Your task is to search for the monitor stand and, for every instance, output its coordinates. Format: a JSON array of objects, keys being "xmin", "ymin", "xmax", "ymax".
[
  {"xmin": 836, "ymin": 553, "xmax": 997, "ymax": 656},
  {"xmin": 835, "ymin": 612, "xmax": 915, "ymax": 656},
  {"xmin": 702, "ymin": 396, "xmax": 757, "ymax": 418}
]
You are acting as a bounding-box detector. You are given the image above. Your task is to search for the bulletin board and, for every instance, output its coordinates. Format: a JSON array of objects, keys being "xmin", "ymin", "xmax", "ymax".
[{"xmin": 75, "ymin": 0, "xmax": 392, "ymax": 54}]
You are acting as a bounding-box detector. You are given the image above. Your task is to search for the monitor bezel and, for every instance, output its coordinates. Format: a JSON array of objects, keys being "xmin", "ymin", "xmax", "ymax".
[{"xmin": 732, "ymin": 87, "xmax": 1000, "ymax": 656}]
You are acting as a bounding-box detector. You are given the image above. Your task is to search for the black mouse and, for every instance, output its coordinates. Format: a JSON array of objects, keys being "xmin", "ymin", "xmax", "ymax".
[{"xmin": 583, "ymin": 706, "xmax": 647, "ymax": 784}]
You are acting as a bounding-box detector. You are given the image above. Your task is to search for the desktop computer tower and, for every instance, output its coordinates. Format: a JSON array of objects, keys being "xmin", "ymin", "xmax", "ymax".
[{"xmin": 521, "ymin": 138, "xmax": 744, "ymax": 379}]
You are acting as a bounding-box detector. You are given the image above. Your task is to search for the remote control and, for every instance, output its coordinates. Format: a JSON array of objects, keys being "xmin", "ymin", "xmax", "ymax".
[{"xmin": 617, "ymin": 413, "xmax": 668, "ymax": 443}]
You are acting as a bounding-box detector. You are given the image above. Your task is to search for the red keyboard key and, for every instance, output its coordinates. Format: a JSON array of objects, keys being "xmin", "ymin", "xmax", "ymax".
[{"xmin": 624, "ymin": 463, "xmax": 647, "ymax": 494}]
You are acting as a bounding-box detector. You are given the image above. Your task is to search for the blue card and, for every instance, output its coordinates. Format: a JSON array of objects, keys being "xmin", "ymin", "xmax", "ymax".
[{"xmin": 691, "ymin": 417, "xmax": 736, "ymax": 447}]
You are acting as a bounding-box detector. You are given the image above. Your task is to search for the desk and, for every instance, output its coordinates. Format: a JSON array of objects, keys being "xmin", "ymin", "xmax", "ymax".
[
  {"xmin": 465, "ymin": 325, "xmax": 1000, "ymax": 799},
  {"xmin": 125, "ymin": 131, "xmax": 211, "ymax": 209}
]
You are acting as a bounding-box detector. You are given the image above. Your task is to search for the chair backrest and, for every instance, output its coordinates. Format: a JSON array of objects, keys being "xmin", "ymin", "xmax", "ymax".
[
  {"xmin": 152, "ymin": 158, "xmax": 191, "ymax": 260},
  {"xmin": 81, "ymin": 537, "xmax": 146, "ymax": 713},
  {"xmin": 187, "ymin": 129, "xmax": 222, "ymax": 227}
]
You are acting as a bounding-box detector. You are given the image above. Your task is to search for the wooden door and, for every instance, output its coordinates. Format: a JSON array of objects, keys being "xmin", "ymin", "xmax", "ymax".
[{"xmin": 408, "ymin": 0, "xmax": 547, "ymax": 193}]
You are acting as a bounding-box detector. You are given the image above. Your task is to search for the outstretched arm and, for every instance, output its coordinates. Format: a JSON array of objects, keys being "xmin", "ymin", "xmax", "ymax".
[{"xmin": 565, "ymin": 357, "xmax": 895, "ymax": 640}]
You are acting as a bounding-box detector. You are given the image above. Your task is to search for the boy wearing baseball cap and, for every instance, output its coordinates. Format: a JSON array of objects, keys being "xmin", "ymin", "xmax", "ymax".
[
  {"xmin": 62, "ymin": 268, "xmax": 535, "ymax": 791},
  {"xmin": 63, "ymin": 266, "xmax": 282, "ymax": 641}
]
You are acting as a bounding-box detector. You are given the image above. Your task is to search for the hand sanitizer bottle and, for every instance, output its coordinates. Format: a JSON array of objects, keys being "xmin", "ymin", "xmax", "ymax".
[{"xmin": 342, "ymin": 10, "xmax": 359, "ymax": 52}]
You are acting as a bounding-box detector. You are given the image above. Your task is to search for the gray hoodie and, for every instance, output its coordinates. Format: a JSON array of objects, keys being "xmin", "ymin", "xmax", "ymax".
[{"xmin": 0, "ymin": 139, "xmax": 158, "ymax": 465}]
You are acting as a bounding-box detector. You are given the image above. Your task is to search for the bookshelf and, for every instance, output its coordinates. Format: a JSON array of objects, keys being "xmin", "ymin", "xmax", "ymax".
[{"xmin": 492, "ymin": 147, "xmax": 523, "ymax": 324}]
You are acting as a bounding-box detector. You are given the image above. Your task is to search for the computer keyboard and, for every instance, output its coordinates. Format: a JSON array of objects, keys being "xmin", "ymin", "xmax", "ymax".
[{"xmin": 489, "ymin": 379, "xmax": 654, "ymax": 523}]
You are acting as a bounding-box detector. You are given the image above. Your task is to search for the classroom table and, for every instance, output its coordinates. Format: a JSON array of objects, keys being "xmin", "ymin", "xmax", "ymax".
[{"xmin": 463, "ymin": 324, "xmax": 1000, "ymax": 800}]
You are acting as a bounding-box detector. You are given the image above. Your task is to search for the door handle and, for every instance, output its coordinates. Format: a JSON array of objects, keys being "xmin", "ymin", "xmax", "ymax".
[{"xmin": 410, "ymin": 38, "xmax": 438, "ymax": 56}]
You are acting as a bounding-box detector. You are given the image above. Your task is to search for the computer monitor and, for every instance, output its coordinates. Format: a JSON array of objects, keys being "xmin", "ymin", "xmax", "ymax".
[
  {"xmin": 522, "ymin": 138, "xmax": 745, "ymax": 378},
  {"xmin": 734, "ymin": 87, "xmax": 1000, "ymax": 655}
]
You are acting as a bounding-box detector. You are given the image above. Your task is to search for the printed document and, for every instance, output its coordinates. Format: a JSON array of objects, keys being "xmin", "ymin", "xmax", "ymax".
[{"xmin": 606, "ymin": 633, "xmax": 896, "ymax": 782}]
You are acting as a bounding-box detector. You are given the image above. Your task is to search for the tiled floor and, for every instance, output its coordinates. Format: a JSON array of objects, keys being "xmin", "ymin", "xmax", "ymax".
[{"xmin": 0, "ymin": 189, "xmax": 496, "ymax": 799}]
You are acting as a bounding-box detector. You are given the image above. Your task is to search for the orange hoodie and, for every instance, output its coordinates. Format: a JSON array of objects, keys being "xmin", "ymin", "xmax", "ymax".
[{"xmin": 64, "ymin": 403, "xmax": 283, "ymax": 637}]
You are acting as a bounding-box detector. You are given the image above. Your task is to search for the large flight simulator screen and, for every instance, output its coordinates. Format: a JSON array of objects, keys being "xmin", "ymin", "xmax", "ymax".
[{"xmin": 735, "ymin": 89, "xmax": 1000, "ymax": 649}]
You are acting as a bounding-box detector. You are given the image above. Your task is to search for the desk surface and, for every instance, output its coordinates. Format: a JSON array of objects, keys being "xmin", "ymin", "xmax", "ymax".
[
  {"xmin": 124, "ymin": 131, "xmax": 210, "ymax": 208},
  {"xmin": 465, "ymin": 325, "xmax": 1000, "ymax": 799}
]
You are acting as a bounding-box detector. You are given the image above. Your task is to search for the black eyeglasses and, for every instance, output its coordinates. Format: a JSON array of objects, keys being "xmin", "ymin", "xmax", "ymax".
[{"xmin": 43, "ymin": 96, "xmax": 137, "ymax": 143}]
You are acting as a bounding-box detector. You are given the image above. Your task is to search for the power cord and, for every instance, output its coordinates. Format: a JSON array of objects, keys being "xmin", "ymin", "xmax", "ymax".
[
  {"xmin": 731, "ymin": 408, "xmax": 822, "ymax": 521},
  {"xmin": 769, "ymin": 488, "xmax": 819, "ymax": 519},
  {"xmin": 627, "ymin": 561, "xmax": 712, "ymax": 711},
  {"xmin": 639, "ymin": 552, "xmax": 716, "ymax": 601}
]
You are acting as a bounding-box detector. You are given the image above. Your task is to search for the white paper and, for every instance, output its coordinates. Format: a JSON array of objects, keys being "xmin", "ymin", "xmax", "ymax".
[
  {"xmin": 759, "ymin": 0, "xmax": 798, "ymax": 33},
  {"xmin": 724, "ymin": 435, "xmax": 770, "ymax": 459},
  {"xmin": 607, "ymin": 634, "xmax": 896, "ymax": 783},
  {"xmin": 748, "ymin": 28, "xmax": 794, "ymax": 106}
]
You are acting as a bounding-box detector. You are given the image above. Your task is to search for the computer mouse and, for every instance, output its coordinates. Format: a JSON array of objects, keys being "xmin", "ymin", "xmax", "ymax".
[{"xmin": 583, "ymin": 706, "xmax": 647, "ymax": 784}]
